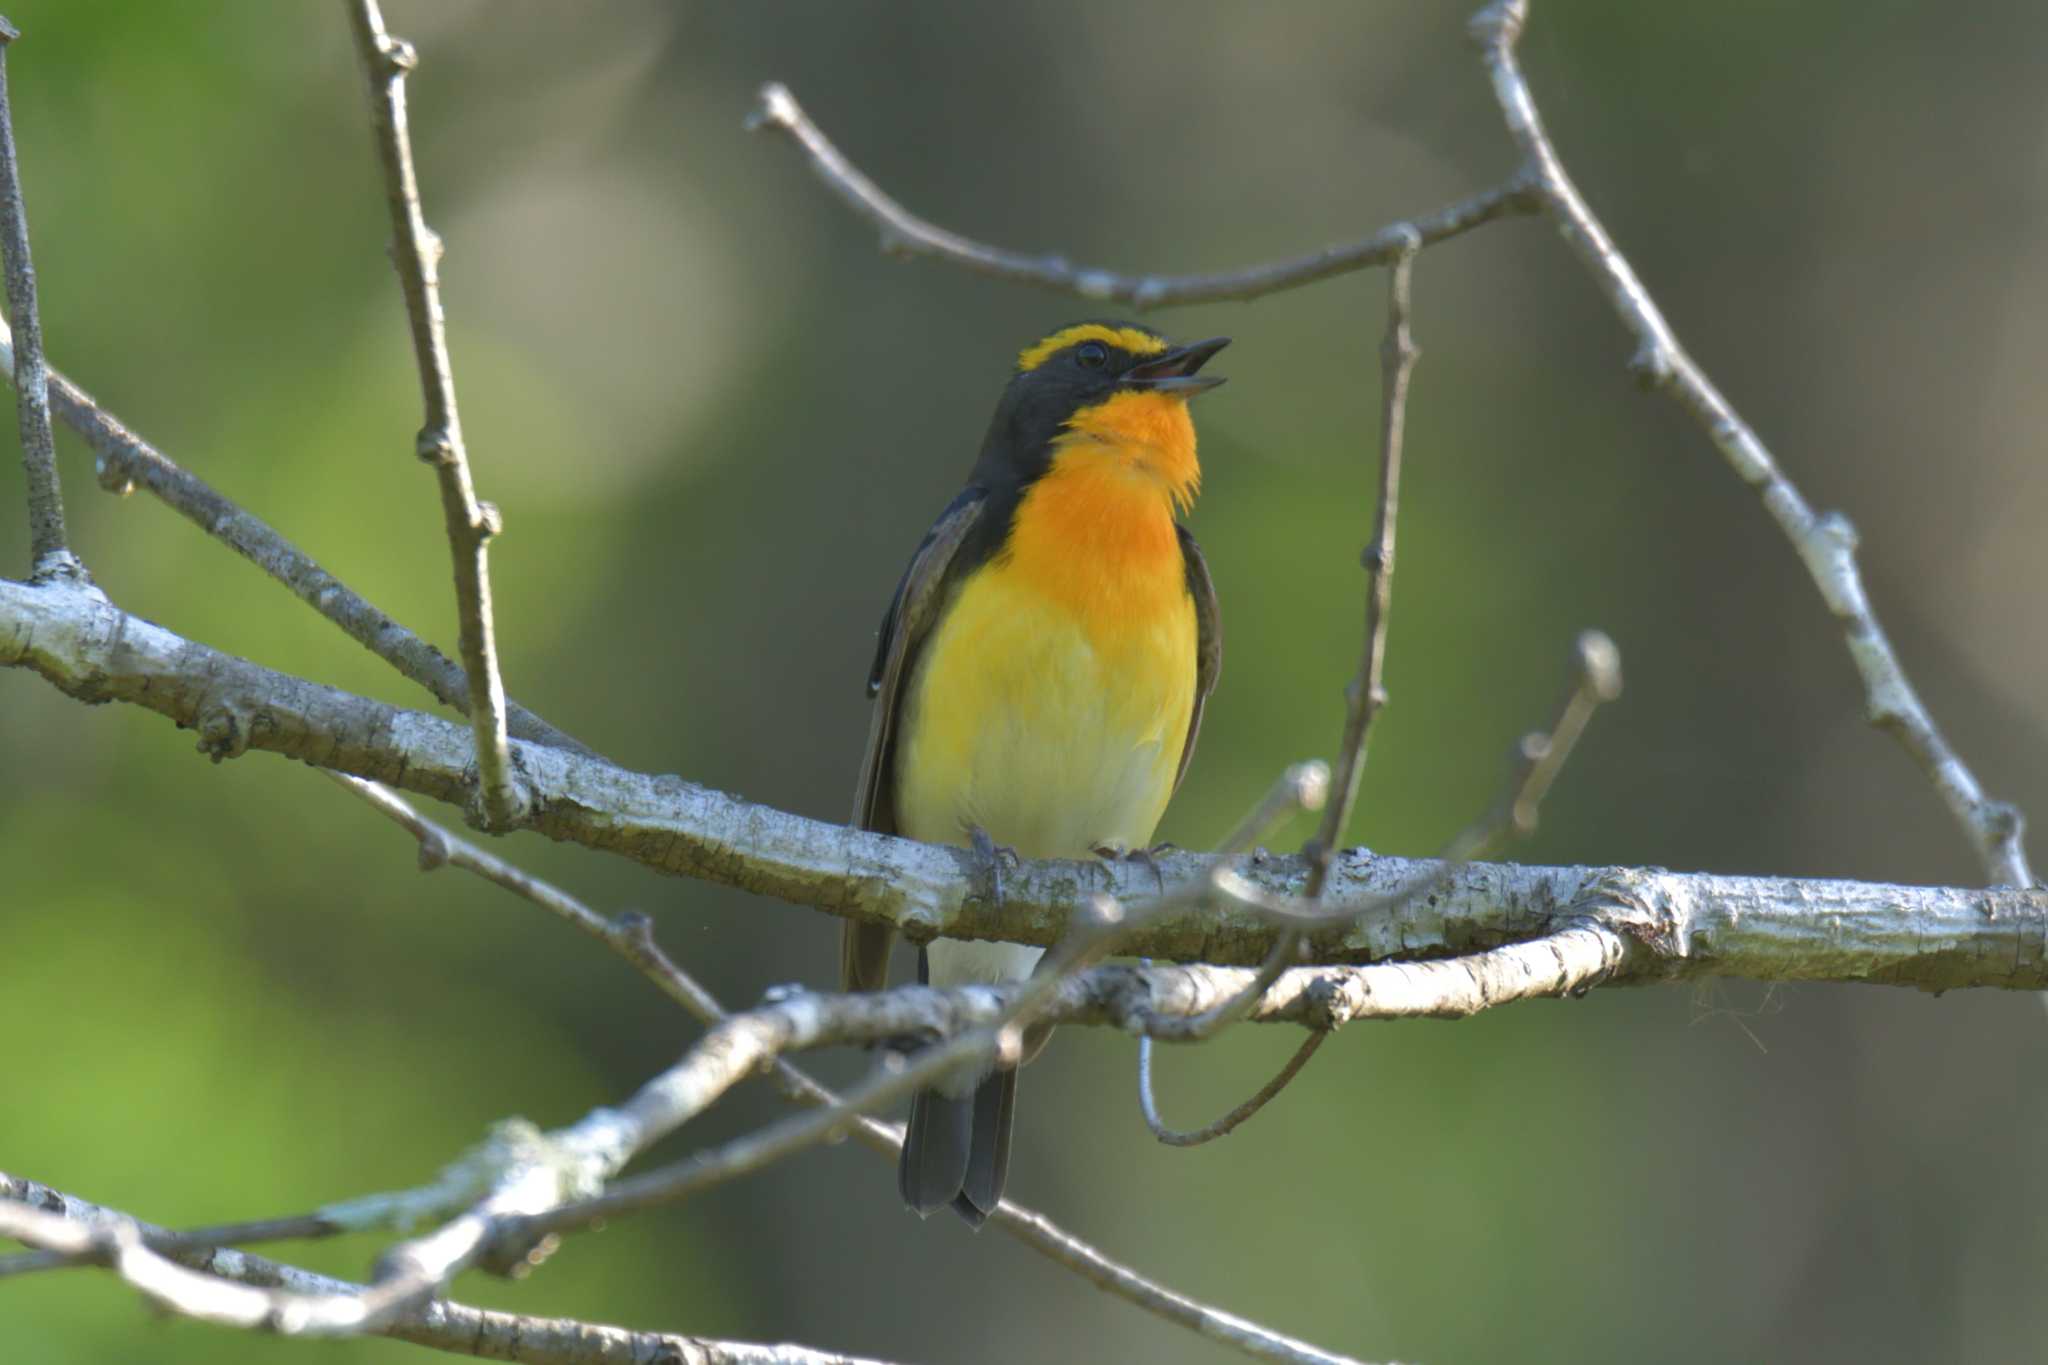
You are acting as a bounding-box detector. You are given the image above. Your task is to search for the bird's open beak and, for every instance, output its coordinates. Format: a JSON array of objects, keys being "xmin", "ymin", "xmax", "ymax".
[{"xmin": 1123, "ymin": 336, "xmax": 1230, "ymax": 394}]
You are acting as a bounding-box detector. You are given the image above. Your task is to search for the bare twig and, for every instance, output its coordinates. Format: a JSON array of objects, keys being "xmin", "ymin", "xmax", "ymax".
[
  {"xmin": 101, "ymin": 887, "xmax": 1127, "ymax": 1339},
  {"xmin": 748, "ymin": 82, "xmax": 1535, "ymax": 309},
  {"xmin": 505, "ymin": 917, "xmax": 1626, "ymax": 1257},
  {"xmin": 1133, "ymin": 246, "xmax": 1425, "ymax": 1145},
  {"xmin": 0, "ymin": 1196, "xmax": 310, "ymax": 1332},
  {"xmin": 1136, "ymin": 631, "xmax": 1615, "ymax": 1143},
  {"xmin": 1140, "ymin": 930, "xmax": 1306, "ymax": 1047},
  {"xmin": 327, "ymin": 771, "xmax": 675, "ymax": 996},
  {"xmin": 515, "ymin": 888, "xmax": 1153, "ymax": 1248},
  {"xmin": 0, "ymin": 326, "xmax": 589, "ymax": 755},
  {"xmin": 7, "ymin": 569, "xmax": 2048, "ymax": 987},
  {"xmin": 1469, "ymin": 0, "xmax": 2033, "ymax": 888},
  {"xmin": 0, "ymin": 1210, "xmax": 341, "ymax": 1279},
  {"xmin": 346, "ymin": 0, "xmax": 523, "ymax": 829},
  {"xmin": 1215, "ymin": 760, "xmax": 1331, "ymax": 856},
  {"xmin": 520, "ymin": 916, "xmax": 1635, "ymax": 1239},
  {"xmin": 1309, "ymin": 234, "xmax": 1423, "ymax": 897},
  {"xmin": 328, "ymin": 780, "xmax": 1369, "ymax": 1365},
  {"xmin": 1138, "ymin": 1031, "xmax": 1328, "ymax": 1148},
  {"xmin": 0, "ymin": 1176, "xmax": 411, "ymax": 1337},
  {"xmin": 0, "ymin": 19, "xmax": 78, "ymax": 581},
  {"xmin": 0, "ymin": 1174, "xmax": 903, "ymax": 1365},
  {"xmin": 735, "ymin": 1044, "xmax": 1375, "ymax": 1365}
]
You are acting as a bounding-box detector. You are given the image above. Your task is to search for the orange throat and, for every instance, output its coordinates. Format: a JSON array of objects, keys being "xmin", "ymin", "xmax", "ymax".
[{"xmin": 1001, "ymin": 391, "xmax": 1200, "ymax": 632}]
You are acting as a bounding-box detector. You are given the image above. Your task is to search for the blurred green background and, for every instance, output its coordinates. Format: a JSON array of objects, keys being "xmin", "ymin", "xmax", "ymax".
[{"xmin": 5, "ymin": 3, "xmax": 2048, "ymax": 1362}]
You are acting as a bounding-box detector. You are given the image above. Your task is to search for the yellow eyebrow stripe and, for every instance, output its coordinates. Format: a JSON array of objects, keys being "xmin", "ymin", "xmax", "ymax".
[{"xmin": 1016, "ymin": 324, "xmax": 1167, "ymax": 373}]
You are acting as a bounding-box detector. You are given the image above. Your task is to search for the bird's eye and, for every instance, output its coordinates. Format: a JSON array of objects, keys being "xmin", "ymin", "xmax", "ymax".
[{"xmin": 1076, "ymin": 341, "xmax": 1109, "ymax": 369}]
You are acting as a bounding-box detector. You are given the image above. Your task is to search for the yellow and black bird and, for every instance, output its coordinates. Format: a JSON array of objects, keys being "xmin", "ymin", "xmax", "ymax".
[{"xmin": 845, "ymin": 321, "xmax": 1226, "ymax": 1225}]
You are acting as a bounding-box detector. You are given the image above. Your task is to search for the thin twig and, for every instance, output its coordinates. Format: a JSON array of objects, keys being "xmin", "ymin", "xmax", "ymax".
[
  {"xmin": 1469, "ymin": 0, "xmax": 2032, "ymax": 888},
  {"xmin": 1139, "ymin": 930, "xmax": 1305, "ymax": 1047},
  {"xmin": 1138, "ymin": 1032, "xmax": 1327, "ymax": 1148},
  {"xmin": 327, "ymin": 771, "xmax": 675, "ymax": 996},
  {"xmin": 140, "ymin": 888, "xmax": 1136, "ymax": 1337},
  {"xmin": 326, "ymin": 773, "xmax": 1366, "ymax": 1365},
  {"xmin": 1214, "ymin": 760, "xmax": 1331, "ymax": 857},
  {"xmin": 1132, "ymin": 238, "xmax": 1424, "ymax": 1144},
  {"xmin": 748, "ymin": 81, "xmax": 1536, "ymax": 309},
  {"xmin": 0, "ymin": 19, "xmax": 78, "ymax": 581},
  {"xmin": 0, "ymin": 1174, "xmax": 903, "ymax": 1365},
  {"xmin": 0, "ymin": 1211, "xmax": 341, "ymax": 1279},
  {"xmin": 346, "ymin": 0, "xmax": 523, "ymax": 829},
  {"xmin": 513, "ymin": 888, "xmax": 1151, "ymax": 1246},
  {"xmin": 516, "ymin": 924, "xmax": 1635, "ymax": 1237},
  {"xmin": 1309, "ymin": 234, "xmax": 1422, "ymax": 899},
  {"xmin": 1136, "ymin": 631, "xmax": 1615, "ymax": 1144},
  {"xmin": 0, "ymin": 327, "xmax": 589, "ymax": 755},
  {"xmin": 1225, "ymin": 627, "xmax": 1622, "ymax": 928},
  {"xmin": 0, "ymin": 1197, "xmax": 329, "ymax": 1333},
  {"xmin": 495, "ymin": 923, "xmax": 1633, "ymax": 1252}
]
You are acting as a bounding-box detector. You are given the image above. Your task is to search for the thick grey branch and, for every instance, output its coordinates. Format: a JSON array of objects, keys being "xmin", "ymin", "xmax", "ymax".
[
  {"xmin": 0, "ymin": 20, "xmax": 79, "ymax": 581},
  {"xmin": 1470, "ymin": 0, "xmax": 2033, "ymax": 888},
  {"xmin": 4, "ymin": 570, "xmax": 2046, "ymax": 987},
  {"xmin": 748, "ymin": 82, "xmax": 1536, "ymax": 309},
  {"xmin": 347, "ymin": 0, "xmax": 523, "ymax": 828}
]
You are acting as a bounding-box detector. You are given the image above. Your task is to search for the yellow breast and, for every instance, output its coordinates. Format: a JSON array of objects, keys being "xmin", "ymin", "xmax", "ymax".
[{"xmin": 895, "ymin": 448, "xmax": 1198, "ymax": 860}]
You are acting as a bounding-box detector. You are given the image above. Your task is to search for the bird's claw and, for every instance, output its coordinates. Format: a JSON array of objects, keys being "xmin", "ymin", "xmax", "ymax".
[
  {"xmin": 969, "ymin": 825, "xmax": 1020, "ymax": 908},
  {"xmin": 1091, "ymin": 841, "xmax": 1171, "ymax": 896}
]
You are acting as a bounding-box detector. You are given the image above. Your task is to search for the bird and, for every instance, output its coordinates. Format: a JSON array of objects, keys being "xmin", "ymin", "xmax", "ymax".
[{"xmin": 844, "ymin": 320, "xmax": 1226, "ymax": 1226}]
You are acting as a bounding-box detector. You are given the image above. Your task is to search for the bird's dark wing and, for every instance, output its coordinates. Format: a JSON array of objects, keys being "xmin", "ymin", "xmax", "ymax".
[
  {"xmin": 1173, "ymin": 523, "xmax": 1222, "ymax": 796},
  {"xmin": 842, "ymin": 486, "xmax": 994, "ymax": 994}
]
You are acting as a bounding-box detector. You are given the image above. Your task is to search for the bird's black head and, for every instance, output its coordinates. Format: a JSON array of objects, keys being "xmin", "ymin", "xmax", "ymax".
[{"xmin": 969, "ymin": 321, "xmax": 1229, "ymax": 492}]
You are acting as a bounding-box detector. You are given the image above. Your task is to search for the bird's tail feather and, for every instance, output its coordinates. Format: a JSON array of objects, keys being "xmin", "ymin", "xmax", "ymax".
[
  {"xmin": 898, "ymin": 1067, "xmax": 1016, "ymax": 1228},
  {"xmin": 896, "ymin": 946, "xmax": 1021, "ymax": 1226},
  {"xmin": 899, "ymin": 1086, "xmax": 974, "ymax": 1216},
  {"xmin": 955, "ymin": 1065, "xmax": 1016, "ymax": 1225}
]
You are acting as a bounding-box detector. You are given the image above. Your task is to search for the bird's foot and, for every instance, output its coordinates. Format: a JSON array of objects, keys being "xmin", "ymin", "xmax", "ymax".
[
  {"xmin": 1091, "ymin": 841, "xmax": 1172, "ymax": 896},
  {"xmin": 969, "ymin": 825, "xmax": 1021, "ymax": 908}
]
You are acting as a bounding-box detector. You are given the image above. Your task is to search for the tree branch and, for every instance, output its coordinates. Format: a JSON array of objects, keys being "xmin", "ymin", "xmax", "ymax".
[
  {"xmin": 1139, "ymin": 1031, "xmax": 1328, "ymax": 1148},
  {"xmin": 1310, "ymin": 233, "xmax": 1422, "ymax": 896},
  {"xmin": 4, "ymin": 569, "xmax": 2045, "ymax": 987},
  {"xmin": 0, "ymin": 18, "xmax": 78, "ymax": 581},
  {"xmin": 0, "ymin": 1174, "xmax": 902, "ymax": 1365},
  {"xmin": 0, "ymin": 321, "xmax": 590, "ymax": 755},
  {"xmin": 346, "ymin": 0, "xmax": 523, "ymax": 828},
  {"xmin": 325, "ymin": 776, "xmax": 1368, "ymax": 1365},
  {"xmin": 1469, "ymin": 0, "xmax": 2033, "ymax": 888},
  {"xmin": 747, "ymin": 82, "xmax": 1537, "ymax": 309},
  {"xmin": 1133, "ymin": 244, "xmax": 1426, "ymax": 1140}
]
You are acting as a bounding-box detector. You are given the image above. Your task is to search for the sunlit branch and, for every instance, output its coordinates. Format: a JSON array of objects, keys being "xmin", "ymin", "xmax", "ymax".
[{"xmin": 3, "ymin": 569, "xmax": 2045, "ymax": 987}]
